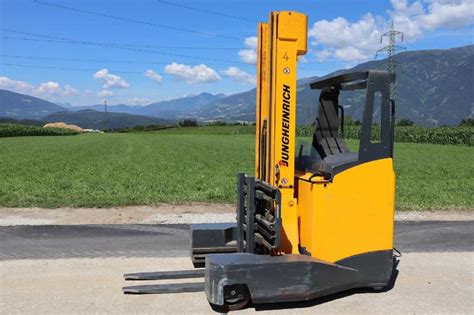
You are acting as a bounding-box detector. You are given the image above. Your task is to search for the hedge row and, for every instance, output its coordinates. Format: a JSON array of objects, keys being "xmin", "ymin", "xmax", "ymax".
[
  {"xmin": 296, "ymin": 125, "xmax": 473, "ymax": 146},
  {"xmin": 0, "ymin": 123, "xmax": 80, "ymax": 138}
]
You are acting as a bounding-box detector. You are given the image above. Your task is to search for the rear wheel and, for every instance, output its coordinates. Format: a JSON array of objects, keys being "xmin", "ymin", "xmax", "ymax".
[
  {"xmin": 223, "ymin": 284, "xmax": 250, "ymax": 311},
  {"xmin": 224, "ymin": 296, "xmax": 250, "ymax": 311}
]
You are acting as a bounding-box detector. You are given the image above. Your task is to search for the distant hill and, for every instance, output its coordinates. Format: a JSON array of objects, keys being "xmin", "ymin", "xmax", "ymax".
[
  {"xmin": 88, "ymin": 46, "xmax": 473, "ymax": 126},
  {"xmin": 2, "ymin": 45, "xmax": 472, "ymax": 126},
  {"xmin": 72, "ymin": 104, "xmax": 144, "ymax": 115},
  {"xmin": 139, "ymin": 93, "xmax": 226, "ymax": 120},
  {"xmin": 194, "ymin": 45, "xmax": 474, "ymax": 126},
  {"xmin": 0, "ymin": 117, "xmax": 46, "ymax": 127},
  {"xmin": 0, "ymin": 89, "xmax": 67, "ymax": 120},
  {"xmin": 70, "ymin": 93, "xmax": 226, "ymax": 120},
  {"xmin": 43, "ymin": 109, "xmax": 172, "ymax": 130}
]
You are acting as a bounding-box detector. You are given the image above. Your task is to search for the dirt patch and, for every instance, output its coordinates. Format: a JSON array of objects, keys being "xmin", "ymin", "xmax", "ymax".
[
  {"xmin": 0, "ymin": 204, "xmax": 471, "ymax": 226},
  {"xmin": 395, "ymin": 210, "xmax": 473, "ymax": 221},
  {"xmin": 0, "ymin": 203, "xmax": 234, "ymax": 226}
]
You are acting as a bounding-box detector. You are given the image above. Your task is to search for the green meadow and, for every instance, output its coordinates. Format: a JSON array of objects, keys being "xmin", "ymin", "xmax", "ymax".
[{"xmin": 0, "ymin": 128, "xmax": 472, "ymax": 210}]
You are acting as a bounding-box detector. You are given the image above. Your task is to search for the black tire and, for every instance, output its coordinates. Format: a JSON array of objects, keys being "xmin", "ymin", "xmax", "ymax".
[
  {"xmin": 211, "ymin": 284, "xmax": 251, "ymax": 312},
  {"xmin": 210, "ymin": 296, "xmax": 250, "ymax": 313},
  {"xmin": 224, "ymin": 295, "xmax": 250, "ymax": 311}
]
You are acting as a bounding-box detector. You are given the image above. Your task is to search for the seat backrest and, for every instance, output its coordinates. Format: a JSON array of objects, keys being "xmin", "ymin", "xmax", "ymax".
[{"xmin": 312, "ymin": 88, "xmax": 349, "ymax": 159}]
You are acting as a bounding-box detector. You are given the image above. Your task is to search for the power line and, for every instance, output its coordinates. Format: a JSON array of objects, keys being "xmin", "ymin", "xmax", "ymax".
[
  {"xmin": 0, "ymin": 54, "xmax": 333, "ymax": 72},
  {"xmin": 1, "ymin": 36, "xmax": 240, "ymax": 51},
  {"xmin": 0, "ymin": 53, "xmax": 342, "ymax": 75},
  {"xmin": 33, "ymin": 0, "xmax": 243, "ymax": 41},
  {"xmin": 0, "ymin": 54, "xmax": 172, "ymax": 66},
  {"xmin": 155, "ymin": 0, "xmax": 258, "ymax": 23},
  {"xmin": 2, "ymin": 36, "xmax": 73, "ymax": 44},
  {"xmin": 0, "ymin": 29, "xmax": 238, "ymax": 64},
  {"xmin": 0, "ymin": 54, "xmax": 239, "ymax": 68},
  {"xmin": 2, "ymin": 63, "xmax": 144, "ymax": 74}
]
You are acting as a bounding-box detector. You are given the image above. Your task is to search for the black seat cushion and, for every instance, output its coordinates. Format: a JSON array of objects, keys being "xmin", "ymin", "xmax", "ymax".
[{"xmin": 315, "ymin": 152, "xmax": 359, "ymax": 179}]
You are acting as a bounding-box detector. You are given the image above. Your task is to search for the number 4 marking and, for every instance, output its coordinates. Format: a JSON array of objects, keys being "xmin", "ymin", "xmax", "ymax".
[{"xmin": 283, "ymin": 52, "xmax": 289, "ymax": 61}]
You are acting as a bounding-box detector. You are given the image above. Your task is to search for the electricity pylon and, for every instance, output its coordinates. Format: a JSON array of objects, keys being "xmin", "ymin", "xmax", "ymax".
[
  {"xmin": 104, "ymin": 100, "xmax": 108, "ymax": 131},
  {"xmin": 376, "ymin": 21, "xmax": 406, "ymax": 101}
]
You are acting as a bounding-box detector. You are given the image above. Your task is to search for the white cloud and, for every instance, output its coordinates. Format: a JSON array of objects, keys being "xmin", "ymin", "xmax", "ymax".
[
  {"xmin": 244, "ymin": 36, "xmax": 258, "ymax": 49},
  {"xmin": 222, "ymin": 67, "xmax": 256, "ymax": 85},
  {"xmin": 309, "ymin": 14, "xmax": 385, "ymax": 62},
  {"xmin": 144, "ymin": 69, "xmax": 163, "ymax": 83},
  {"xmin": 93, "ymin": 69, "xmax": 129, "ymax": 89},
  {"xmin": 0, "ymin": 76, "xmax": 79, "ymax": 100},
  {"xmin": 97, "ymin": 90, "xmax": 113, "ymax": 97},
  {"xmin": 238, "ymin": 49, "xmax": 258, "ymax": 64},
  {"xmin": 238, "ymin": 36, "xmax": 258, "ymax": 64},
  {"xmin": 298, "ymin": 56, "xmax": 308, "ymax": 63},
  {"xmin": 37, "ymin": 81, "xmax": 60, "ymax": 94},
  {"xmin": 308, "ymin": 0, "xmax": 474, "ymax": 62},
  {"xmin": 394, "ymin": 0, "xmax": 474, "ymax": 32},
  {"xmin": 0, "ymin": 76, "xmax": 34, "ymax": 94},
  {"xmin": 388, "ymin": 0, "xmax": 425, "ymax": 40},
  {"xmin": 314, "ymin": 49, "xmax": 333, "ymax": 62},
  {"xmin": 36, "ymin": 81, "xmax": 79, "ymax": 98},
  {"xmin": 63, "ymin": 85, "xmax": 79, "ymax": 96},
  {"xmin": 334, "ymin": 47, "xmax": 370, "ymax": 62},
  {"xmin": 164, "ymin": 62, "xmax": 220, "ymax": 83}
]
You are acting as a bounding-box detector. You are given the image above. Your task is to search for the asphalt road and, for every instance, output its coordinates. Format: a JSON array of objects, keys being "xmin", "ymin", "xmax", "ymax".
[
  {"xmin": 1, "ymin": 221, "xmax": 473, "ymax": 313},
  {"xmin": 0, "ymin": 221, "xmax": 472, "ymax": 260}
]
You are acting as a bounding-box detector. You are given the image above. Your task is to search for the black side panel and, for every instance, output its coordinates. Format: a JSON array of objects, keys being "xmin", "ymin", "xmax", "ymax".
[
  {"xmin": 336, "ymin": 250, "xmax": 394, "ymax": 287},
  {"xmin": 206, "ymin": 251, "xmax": 395, "ymax": 306},
  {"xmin": 359, "ymin": 71, "xmax": 393, "ymax": 162},
  {"xmin": 206, "ymin": 253, "xmax": 359, "ymax": 305}
]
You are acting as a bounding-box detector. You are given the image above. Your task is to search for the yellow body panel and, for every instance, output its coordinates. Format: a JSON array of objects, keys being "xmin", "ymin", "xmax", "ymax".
[{"xmin": 297, "ymin": 158, "xmax": 395, "ymax": 262}]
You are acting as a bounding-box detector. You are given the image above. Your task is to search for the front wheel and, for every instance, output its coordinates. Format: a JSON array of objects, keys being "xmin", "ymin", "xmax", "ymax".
[{"xmin": 212, "ymin": 284, "xmax": 251, "ymax": 312}]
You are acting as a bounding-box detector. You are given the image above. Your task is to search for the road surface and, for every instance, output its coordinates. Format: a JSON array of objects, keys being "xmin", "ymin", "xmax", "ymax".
[
  {"xmin": 0, "ymin": 221, "xmax": 473, "ymax": 313},
  {"xmin": 0, "ymin": 221, "xmax": 472, "ymax": 260}
]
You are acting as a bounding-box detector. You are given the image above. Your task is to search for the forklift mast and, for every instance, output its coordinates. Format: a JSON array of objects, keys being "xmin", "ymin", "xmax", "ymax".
[{"xmin": 254, "ymin": 11, "xmax": 307, "ymax": 253}]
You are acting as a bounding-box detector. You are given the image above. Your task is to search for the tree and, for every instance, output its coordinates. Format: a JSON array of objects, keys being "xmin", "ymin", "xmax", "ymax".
[
  {"xmin": 343, "ymin": 116, "xmax": 361, "ymax": 126},
  {"xmin": 459, "ymin": 118, "xmax": 474, "ymax": 127},
  {"xmin": 179, "ymin": 119, "xmax": 198, "ymax": 127},
  {"xmin": 396, "ymin": 118, "xmax": 415, "ymax": 126}
]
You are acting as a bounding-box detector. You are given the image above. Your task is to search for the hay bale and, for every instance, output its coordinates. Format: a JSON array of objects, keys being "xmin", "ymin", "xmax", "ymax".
[{"xmin": 43, "ymin": 122, "xmax": 84, "ymax": 133}]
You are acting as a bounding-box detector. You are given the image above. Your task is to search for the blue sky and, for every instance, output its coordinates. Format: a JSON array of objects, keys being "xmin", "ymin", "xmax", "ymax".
[{"xmin": 1, "ymin": 0, "xmax": 473, "ymax": 106}]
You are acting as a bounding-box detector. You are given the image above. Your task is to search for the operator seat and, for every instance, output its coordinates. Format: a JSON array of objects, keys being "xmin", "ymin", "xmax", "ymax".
[{"xmin": 311, "ymin": 87, "xmax": 358, "ymax": 178}]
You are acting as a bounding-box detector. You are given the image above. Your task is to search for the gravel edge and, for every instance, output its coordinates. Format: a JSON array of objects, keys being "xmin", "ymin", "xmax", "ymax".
[{"xmin": 0, "ymin": 205, "xmax": 472, "ymax": 226}]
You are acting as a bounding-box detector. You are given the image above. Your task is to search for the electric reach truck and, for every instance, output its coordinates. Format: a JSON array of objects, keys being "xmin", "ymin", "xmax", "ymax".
[{"xmin": 123, "ymin": 11, "xmax": 397, "ymax": 311}]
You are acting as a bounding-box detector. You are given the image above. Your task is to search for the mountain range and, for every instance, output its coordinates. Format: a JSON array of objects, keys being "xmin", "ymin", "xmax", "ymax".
[
  {"xmin": 1, "ymin": 45, "xmax": 473, "ymax": 126},
  {"xmin": 0, "ymin": 90, "xmax": 66, "ymax": 120}
]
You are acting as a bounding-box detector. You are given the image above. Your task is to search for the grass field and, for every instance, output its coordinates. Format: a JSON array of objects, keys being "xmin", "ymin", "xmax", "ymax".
[{"xmin": 0, "ymin": 130, "xmax": 472, "ymax": 210}]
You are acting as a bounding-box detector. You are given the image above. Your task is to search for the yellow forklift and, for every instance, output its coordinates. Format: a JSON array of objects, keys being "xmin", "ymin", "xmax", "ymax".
[{"xmin": 123, "ymin": 11, "xmax": 397, "ymax": 311}]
